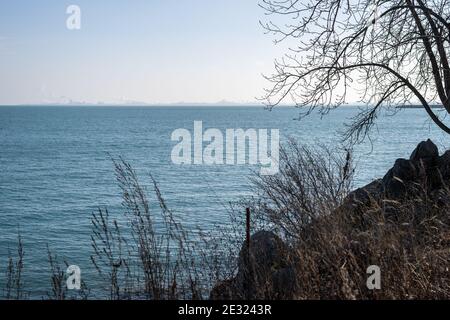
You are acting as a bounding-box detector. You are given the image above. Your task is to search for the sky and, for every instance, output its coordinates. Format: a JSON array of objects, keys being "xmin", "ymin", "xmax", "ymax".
[{"xmin": 0, "ymin": 0, "xmax": 290, "ymax": 105}]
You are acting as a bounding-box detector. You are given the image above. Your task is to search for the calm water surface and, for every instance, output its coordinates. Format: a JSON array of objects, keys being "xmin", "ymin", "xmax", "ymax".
[{"xmin": 0, "ymin": 106, "xmax": 449, "ymax": 297}]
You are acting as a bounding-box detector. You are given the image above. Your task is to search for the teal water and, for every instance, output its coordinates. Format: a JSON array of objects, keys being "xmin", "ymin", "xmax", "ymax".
[{"xmin": 0, "ymin": 105, "xmax": 449, "ymax": 297}]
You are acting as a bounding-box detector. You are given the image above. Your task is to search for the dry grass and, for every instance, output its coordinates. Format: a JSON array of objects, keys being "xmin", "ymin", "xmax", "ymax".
[
  {"xmin": 3, "ymin": 142, "xmax": 450, "ymax": 300},
  {"xmin": 90, "ymin": 157, "xmax": 208, "ymax": 299},
  {"xmin": 3, "ymin": 234, "xmax": 24, "ymax": 299},
  {"xmin": 242, "ymin": 141, "xmax": 450, "ymax": 299}
]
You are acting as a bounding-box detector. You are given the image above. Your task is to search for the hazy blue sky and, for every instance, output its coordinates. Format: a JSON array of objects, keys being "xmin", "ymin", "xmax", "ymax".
[{"xmin": 0, "ymin": 0, "xmax": 289, "ymax": 105}]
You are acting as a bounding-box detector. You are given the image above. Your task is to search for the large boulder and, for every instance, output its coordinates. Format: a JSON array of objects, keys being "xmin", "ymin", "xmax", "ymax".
[
  {"xmin": 210, "ymin": 231, "xmax": 297, "ymax": 300},
  {"xmin": 438, "ymin": 150, "xmax": 450, "ymax": 179},
  {"xmin": 381, "ymin": 158, "xmax": 421, "ymax": 198},
  {"xmin": 335, "ymin": 139, "xmax": 450, "ymax": 227},
  {"xmin": 382, "ymin": 139, "xmax": 443, "ymax": 198},
  {"xmin": 409, "ymin": 139, "xmax": 439, "ymax": 161},
  {"xmin": 345, "ymin": 139, "xmax": 447, "ymax": 203}
]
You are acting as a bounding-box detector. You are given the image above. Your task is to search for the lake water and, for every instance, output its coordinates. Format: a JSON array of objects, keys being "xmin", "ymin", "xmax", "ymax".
[{"xmin": 0, "ymin": 105, "xmax": 449, "ymax": 298}]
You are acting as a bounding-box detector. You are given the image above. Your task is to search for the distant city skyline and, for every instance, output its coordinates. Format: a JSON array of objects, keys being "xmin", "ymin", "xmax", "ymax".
[
  {"xmin": 0, "ymin": 1, "xmax": 380, "ymax": 106},
  {"xmin": 0, "ymin": 0, "xmax": 296, "ymax": 106},
  {"xmin": 3, "ymin": 99, "xmax": 264, "ymax": 106}
]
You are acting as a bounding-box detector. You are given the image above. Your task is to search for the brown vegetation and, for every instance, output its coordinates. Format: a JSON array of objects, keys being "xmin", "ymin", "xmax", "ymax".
[
  {"xmin": 212, "ymin": 139, "xmax": 450, "ymax": 299},
  {"xmin": 3, "ymin": 140, "xmax": 450, "ymax": 300}
]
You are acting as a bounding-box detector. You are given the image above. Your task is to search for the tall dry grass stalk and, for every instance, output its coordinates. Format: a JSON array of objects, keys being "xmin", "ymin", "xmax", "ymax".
[
  {"xmin": 247, "ymin": 140, "xmax": 354, "ymax": 240},
  {"xmin": 3, "ymin": 234, "xmax": 24, "ymax": 300},
  {"xmin": 90, "ymin": 157, "xmax": 210, "ymax": 299}
]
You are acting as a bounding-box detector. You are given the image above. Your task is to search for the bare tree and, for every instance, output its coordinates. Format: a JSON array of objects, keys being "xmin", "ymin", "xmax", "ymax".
[{"xmin": 260, "ymin": 0, "xmax": 450, "ymax": 141}]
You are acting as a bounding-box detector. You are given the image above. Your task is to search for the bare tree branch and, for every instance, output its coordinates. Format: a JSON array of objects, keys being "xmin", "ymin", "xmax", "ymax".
[{"xmin": 260, "ymin": 0, "xmax": 450, "ymax": 140}]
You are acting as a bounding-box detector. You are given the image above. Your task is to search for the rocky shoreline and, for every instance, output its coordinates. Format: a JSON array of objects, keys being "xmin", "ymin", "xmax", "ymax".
[{"xmin": 211, "ymin": 139, "xmax": 450, "ymax": 299}]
